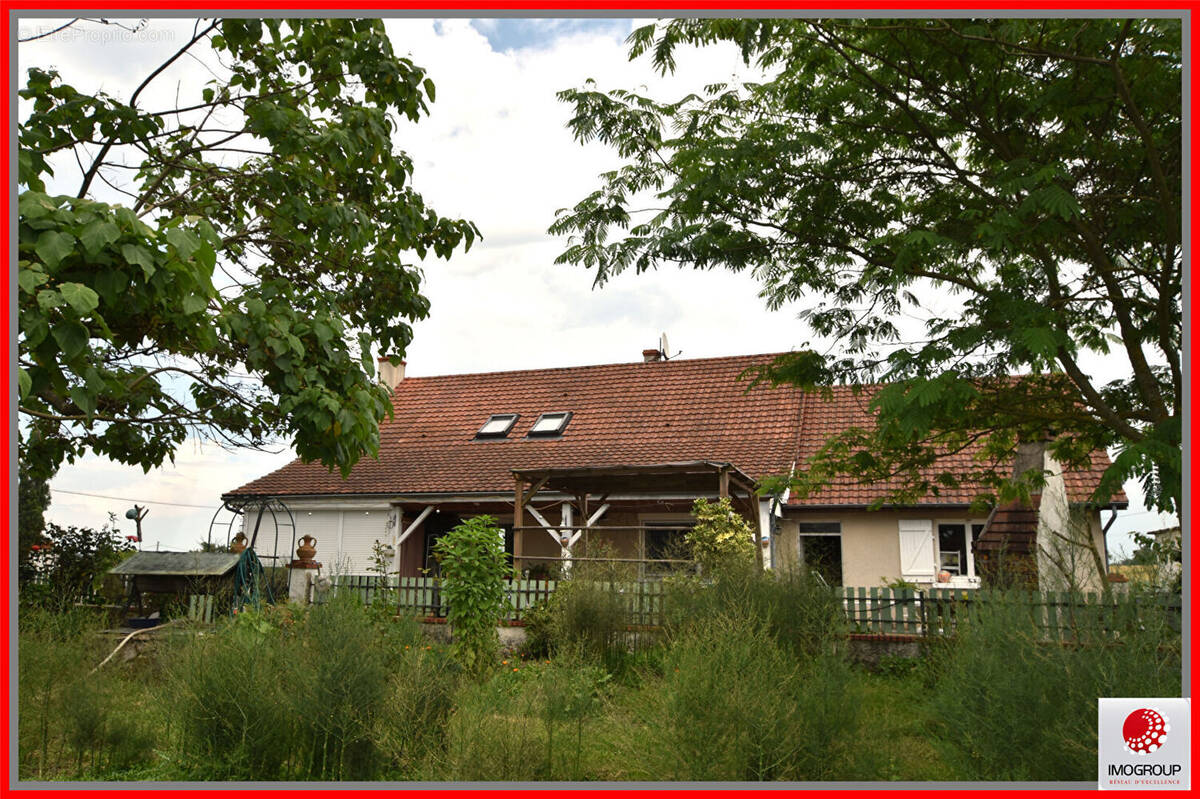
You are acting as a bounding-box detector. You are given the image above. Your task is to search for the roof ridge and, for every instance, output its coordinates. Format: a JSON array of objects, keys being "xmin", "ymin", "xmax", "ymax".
[{"xmin": 396, "ymin": 351, "xmax": 793, "ymax": 383}]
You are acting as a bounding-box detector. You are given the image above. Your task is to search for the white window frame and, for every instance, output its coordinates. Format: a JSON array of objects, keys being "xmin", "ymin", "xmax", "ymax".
[
  {"xmin": 933, "ymin": 518, "xmax": 988, "ymax": 583},
  {"xmin": 527, "ymin": 411, "xmax": 572, "ymax": 437}
]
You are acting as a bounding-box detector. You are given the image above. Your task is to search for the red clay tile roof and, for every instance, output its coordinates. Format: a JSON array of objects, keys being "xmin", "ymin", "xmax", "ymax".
[
  {"xmin": 225, "ymin": 353, "xmax": 804, "ymax": 498},
  {"xmin": 225, "ymin": 353, "xmax": 1125, "ymax": 508},
  {"xmin": 787, "ymin": 386, "xmax": 1126, "ymax": 508}
]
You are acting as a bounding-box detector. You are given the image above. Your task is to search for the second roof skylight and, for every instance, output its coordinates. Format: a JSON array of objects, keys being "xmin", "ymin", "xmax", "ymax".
[{"xmin": 527, "ymin": 412, "xmax": 572, "ymax": 437}]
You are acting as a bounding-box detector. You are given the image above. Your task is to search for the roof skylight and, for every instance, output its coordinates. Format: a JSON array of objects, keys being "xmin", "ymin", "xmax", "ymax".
[
  {"xmin": 527, "ymin": 412, "xmax": 572, "ymax": 437},
  {"xmin": 476, "ymin": 414, "xmax": 518, "ymax": 439}
]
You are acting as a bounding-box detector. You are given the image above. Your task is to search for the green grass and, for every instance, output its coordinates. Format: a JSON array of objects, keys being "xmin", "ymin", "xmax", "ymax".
[{"xmin": 853, "ymin": 665, "xmax": 950, "ymax": 781}]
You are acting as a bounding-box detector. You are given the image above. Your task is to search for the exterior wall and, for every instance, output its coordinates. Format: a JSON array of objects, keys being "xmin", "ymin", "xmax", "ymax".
[
  {"xmin": 1035, "ymin": 452, "xmax": 1109, "ymax": 593},
  {"xmin": 776, "ymin": 511, "xmax": 907, "ymax": 587},
  {"xmin": 779, "ymin": 504, "xmax": 1107, "ymax": 590},
  {"xmin": 239, "ymin": 500, "xmax": 391, "ymax": 576},
  {"xmin": 778, "ymin": 509, "xmax": 987, "ymax": 588}
]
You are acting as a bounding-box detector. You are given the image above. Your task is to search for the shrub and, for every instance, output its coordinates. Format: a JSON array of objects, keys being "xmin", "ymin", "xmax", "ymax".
[
  {"xmin": 687, "ymin": 497, "xmax": 754, "ymax": 575},
  {"xmin": 632, "ymin": 614, "xmax": 863, "ymax": 780},
  {"xmin": 432, "ymin": 515, "xmax": 512, "ymax": 673},
  {"xmin": 18, "ymin": 606, "xmax": 155, "ymax": 779},
  {"xmin": 164, "ymin": 594, "xmax": 450, "ymax": 780},
  {"xmin": 664, "ymin": 568, "xmax": 846, "ymax": 660},
  {"xmin": 377, "ymin": 644, "xmax": 459, "ymax": 778},
  {"xmin": 23, "ymin": 516, "xmax": 135, "ymax": 609},
  {"xmin": 927, "ymin": 591, "xmax": 1182, "ymax": 779},
  {"xmin": 521, "ymin": 541, "xmax": 634, "ymax": 669}
]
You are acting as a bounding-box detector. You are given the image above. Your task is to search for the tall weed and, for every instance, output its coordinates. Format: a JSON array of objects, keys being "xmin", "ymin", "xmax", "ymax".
[
  {"xmin": 440, "ymin": 658, "xmax": 610, "ymax": 780},
  {"xmin": 927, "ymin": 591, "xmax": 1182, "ymax": 779},
  {"xmin": 629, "ymin": 614, "xmax": 864, "ymax": 780},
  {"xmin": 664, "ymin": 568, "xmax": 846, "ymax": 660}
]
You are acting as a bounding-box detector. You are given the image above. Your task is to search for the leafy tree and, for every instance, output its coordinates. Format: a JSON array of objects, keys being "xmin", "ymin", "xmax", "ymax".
[
  {"xmin": 18, "ymin": 461, "xmax": 52, "ymax": 565},
  {"xmin": 18, "ymin": 19, "xmax": 478, "ymax": 480},
  {"xmin": 552, "ymin": 19, "xmax": 1180, "ymax": 514},
  {"xmin": 24, "ymin": 515, "xmax": 136, "ymax": 608}
]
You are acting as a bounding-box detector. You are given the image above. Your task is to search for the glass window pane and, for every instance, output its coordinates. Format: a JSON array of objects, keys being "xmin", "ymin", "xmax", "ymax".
[{"xmin": 531, "ymin": 413, "xmax": 565, "ymax": 432}]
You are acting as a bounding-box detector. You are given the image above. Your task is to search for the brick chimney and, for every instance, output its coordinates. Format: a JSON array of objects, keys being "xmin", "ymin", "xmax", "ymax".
[
  {"xmin": 642, "ymin": 348, "xmax": 663, "ymax": 363},
  {"xmin": 377, "ymin": 357, "xmax": 406, "ymax": 391}
]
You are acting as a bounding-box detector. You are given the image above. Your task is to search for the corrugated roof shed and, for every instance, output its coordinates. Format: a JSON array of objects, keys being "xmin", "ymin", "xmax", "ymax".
[{"xmin": 110, "ymin": 551, "xmax": 241, "ymax": 577}]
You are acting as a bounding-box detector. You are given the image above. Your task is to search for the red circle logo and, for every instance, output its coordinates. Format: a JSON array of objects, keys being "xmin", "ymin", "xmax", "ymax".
[{"xmin": 1123, "ymin": 708, "xmax": 1170, "ymax": 755}]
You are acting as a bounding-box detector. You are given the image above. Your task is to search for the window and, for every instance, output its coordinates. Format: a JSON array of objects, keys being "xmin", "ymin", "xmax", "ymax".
[
  {"xmin": 797, "ymin": 522, "xmax": 843, "ymax": 587},
  {"xmin": 527, "ymin": 411, "xmax": 572, "ymax": 437},
  {"xmin": 642, "ymin": 521, "xmax": 693, "ymax": 577},
  {"xmin": 476, "ymin": 414, "xmax": 518, "ymax": 439},
  {"xmin": 938, "ymin": 524, "xmax": 967, "ymax": 575},
  {"xmin": 936, "ymin": 521, "xmax": 986, "ymax": 581}
]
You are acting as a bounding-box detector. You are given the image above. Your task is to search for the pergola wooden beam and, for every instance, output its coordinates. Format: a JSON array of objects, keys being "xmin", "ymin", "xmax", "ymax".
[{"xmin": 396, "ymin": 505, "xmax": 434, "ymax": 545}]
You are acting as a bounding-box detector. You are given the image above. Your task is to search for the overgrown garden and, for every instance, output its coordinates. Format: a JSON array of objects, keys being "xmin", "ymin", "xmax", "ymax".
[{"xmin": 18, "ymin": 514, "xmax": 1182, "ymax": 783}]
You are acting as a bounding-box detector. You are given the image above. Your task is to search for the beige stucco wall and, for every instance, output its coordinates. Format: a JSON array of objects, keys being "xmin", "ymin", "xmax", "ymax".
[
  {"xmin": 776, "ymin": 510, "xmax": 922, "ymax": 587},
  {"xmin": 778, "ymin": 505, "xmax": 1107, "ymax": 590}
]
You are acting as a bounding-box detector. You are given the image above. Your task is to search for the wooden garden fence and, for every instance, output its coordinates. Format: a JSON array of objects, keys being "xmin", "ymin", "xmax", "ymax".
[
  {"xmin": 285, "ymin": 577, "xmax": 1182, "ymax": 639},
  {"xmin": 839, "ymin": 586, "xmax": 1183, "ymax": 639},
  {"xmin": 329, "ymin": 574, "xmax": 667, "ymax": 625}
]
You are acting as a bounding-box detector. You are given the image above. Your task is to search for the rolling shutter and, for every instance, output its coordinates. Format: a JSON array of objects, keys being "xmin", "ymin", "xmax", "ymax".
[{"xmin": 898, "ymin": 519, "xmax": 935, "ymax": 579}]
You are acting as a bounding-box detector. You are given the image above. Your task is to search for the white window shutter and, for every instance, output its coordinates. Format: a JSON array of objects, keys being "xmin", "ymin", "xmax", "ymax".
[{"xmin": 898, "ymin": 520, "xmax": 935, "ymax": 579}]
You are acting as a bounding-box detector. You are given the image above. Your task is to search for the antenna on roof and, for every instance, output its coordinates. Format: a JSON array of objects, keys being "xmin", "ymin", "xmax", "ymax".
[{"xmin": 659, "ymin": 332, "xmax": 680, "ymax": 361}]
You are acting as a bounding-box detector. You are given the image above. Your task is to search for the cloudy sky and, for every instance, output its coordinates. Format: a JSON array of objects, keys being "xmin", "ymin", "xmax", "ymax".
[{"xmin": 18, "ymin": 16, "xmax": 1177, "ymax": 559}]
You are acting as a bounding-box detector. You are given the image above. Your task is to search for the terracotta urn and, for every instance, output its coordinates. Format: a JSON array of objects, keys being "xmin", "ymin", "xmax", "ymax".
[
  {"xmin": 297, "ymin": 535, "xmax": 318, "ymax": 561},
  {"xmin": 937, "ymin": 570, "xmax": 952, "ymax": 583},
  {"xmin": 231, "ymin": 533, "xmax": 248, "ymax": 554}
]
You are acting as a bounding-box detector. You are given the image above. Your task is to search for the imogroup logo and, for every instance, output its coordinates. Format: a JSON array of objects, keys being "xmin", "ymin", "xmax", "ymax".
[
  {"xmin": 1099, "ymin": 698, "xmax": 1190, "ymax": 790},
  {"xmin": 1123, "ymin": 707, "xmax": 1171, "ymax": 755}
]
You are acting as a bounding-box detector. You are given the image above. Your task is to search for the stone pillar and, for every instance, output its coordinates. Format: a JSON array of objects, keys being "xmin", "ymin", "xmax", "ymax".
[{"xmin": 287, "ymin": 536, "xmax": 322, "ymax": 604}]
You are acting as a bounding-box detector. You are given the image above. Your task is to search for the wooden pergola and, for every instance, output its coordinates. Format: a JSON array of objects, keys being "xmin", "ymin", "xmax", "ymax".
[{"xmin": 512, "ymin": 460, "xmax": 765, "ymax": 571}]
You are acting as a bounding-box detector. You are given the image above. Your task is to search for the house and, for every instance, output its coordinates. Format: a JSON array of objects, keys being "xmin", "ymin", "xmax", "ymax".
[{"xmin": 222, "ymin": 350, "xmax": 1125, "ymax": 592}]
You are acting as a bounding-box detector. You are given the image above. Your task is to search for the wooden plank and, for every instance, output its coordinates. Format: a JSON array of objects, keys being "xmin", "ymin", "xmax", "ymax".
[
  {"xmin": 859, "ymin": 586, "xmax": 868, "ymax": 633},
  {"xmin": 873, "ymin": 583, "xmax": 883, "ymax": 633}
]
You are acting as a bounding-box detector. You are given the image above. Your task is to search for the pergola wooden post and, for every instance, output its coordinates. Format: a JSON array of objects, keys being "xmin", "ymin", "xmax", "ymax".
[{"xmin": 514, "ymin": 475, "xmax": 525, "ymax": 572}]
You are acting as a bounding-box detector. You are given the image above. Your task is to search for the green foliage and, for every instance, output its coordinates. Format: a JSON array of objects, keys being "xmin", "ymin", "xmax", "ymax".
[
  {"xmin": 665, "ymin": 568, "xmax": 847, "ymax": 660},
  {"xmin": 687, "ymin": 497, "xmax": 755, "ymax": 574},
  {"xmin": 18, "ymin": 606, "xmax": 157, "ymax": 779},
  {"xmin": 925, "ymin": 592, "xmax": 1182, "ymax": 779},
  {"xmin": 165, "ymin": 595, "xmax": 456, "ymax": 780},
  {"xmin": 432, "ymin": 515, "xmax": 512, "ymax": 673},
  {"xmin": 441, "ymin": 659, "xmax": 611, "ymax": 780},
  {"xmin": 23, "ymin": 515, "xmax": 135, "ymax": 609},
  {"xmin": 1120, "ymin": 532, "xmax": 1182, "ymax": 595},
  {"xmin": 19, "ymin": 19, "xmax": 478, "ymax": 479},
  {"xmin": 531, "ymin": 579, "xmax": 630, "ymax": 668},
  {"xmin": 632, "ymin": 615, "xmax": 863, "ymax": 780},
  {"xmin": 553, "ymin": 18, "xmax": 1181, "ymax": 514},
  {"xmin": 18, "ymin": 460, "xmax": 51, "ymax": 571},
  {"xmin": 18, "ymin": 586, "xmax": 1182, "ymax": 781},
  {"xmin": 521, "ymin": 541, "xmax": 640, "ymax": 669}
]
